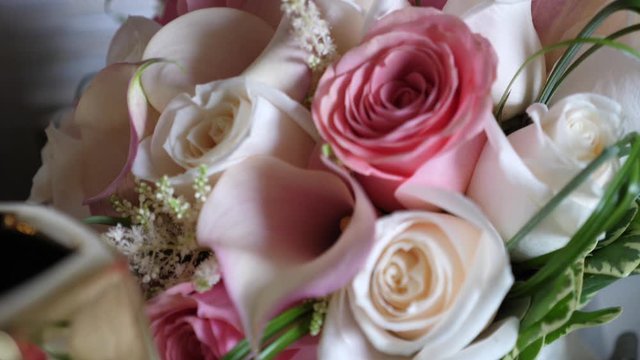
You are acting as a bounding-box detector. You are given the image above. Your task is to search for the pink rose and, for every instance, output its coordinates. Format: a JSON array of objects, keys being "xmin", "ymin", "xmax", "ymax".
[
  {"xmin": 312, "ymin": 7, "xmax": 496, "ymax": 210},
  {"xmin": 147, "ymin": 281, "xmax": 318, "ymax": 359},
  {"xmin": 147, "ymin": 282, "xmax": 244, "ymax": 359}
]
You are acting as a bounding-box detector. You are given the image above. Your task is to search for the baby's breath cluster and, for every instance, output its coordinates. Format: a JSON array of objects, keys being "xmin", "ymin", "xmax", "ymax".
[
  {"xmin": 103, "ymin": 167, "xmax": 218, "ymax": 298},
  {"xmin": 281, "ymin": 0, "xmax": 337, "ymax": 73}
]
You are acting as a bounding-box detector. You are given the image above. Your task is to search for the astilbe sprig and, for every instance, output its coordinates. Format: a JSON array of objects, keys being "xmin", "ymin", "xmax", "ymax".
[{"xmin": 102, "ymin": 165, "xmax": 217, "ymax": 298}]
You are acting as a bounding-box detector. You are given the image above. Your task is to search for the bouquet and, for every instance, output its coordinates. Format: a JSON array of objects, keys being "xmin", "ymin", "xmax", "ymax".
[{"xmin": 13, "ymin": 0, "xmax": 640, "ymax": 358}]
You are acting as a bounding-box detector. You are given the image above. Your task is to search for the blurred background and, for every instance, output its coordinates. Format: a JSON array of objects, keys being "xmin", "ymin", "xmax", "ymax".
[
  {"xmin": 0, "ymin": 1, "xmax": 638, "ymax": 359},
  {"xmin": 0, "ymin": 0, "xmax": 156, "ymax": 200}
]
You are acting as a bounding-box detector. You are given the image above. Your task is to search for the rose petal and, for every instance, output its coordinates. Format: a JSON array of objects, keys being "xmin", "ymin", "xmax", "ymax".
[
  {"xmin": 394, "ymin": 185, "xmax": 514, "ymax": 358},
  {"xmin": 438, "ymin": 318, "xmax": 519, "ymax": 360},
  {"xmin": 106, "ymin": 16, "xmax": 161, "ymax": 65},
  {"xmin": 141, "ymin": 8, "xmax": 275, "ymax": 111},
  {"xmin": 318, "ymin": 290, "xmax": 396, "ymax": 360},
  {"xmin": 197, "ymin": 156, "xmax": 376, "ymax": 348},
  {"xmin": 444, "ymin": 0, "xmax": 545, "ymax": 119}
]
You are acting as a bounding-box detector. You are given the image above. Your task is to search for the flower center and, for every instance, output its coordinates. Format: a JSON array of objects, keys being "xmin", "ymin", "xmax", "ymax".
[
  {"xmin": 373, "ymin": 241, "xmax": 432, "ymax": 316},
  {"xmin": 564, "ymin": 108, "xmax": 603, "ymax": 161}
]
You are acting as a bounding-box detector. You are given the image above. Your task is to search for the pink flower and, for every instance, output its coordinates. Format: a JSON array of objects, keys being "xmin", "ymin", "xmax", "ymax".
[
  {"xmin": 146, "ymin": 282, "xmax": 244, "ymax": 359},
  {"xmin": 197, "ymin": 155, "xmax": 376, "ymax": 347},
  {"xmin": 312, "ymin": 7, "xmax": 496, "ymax": 210}
]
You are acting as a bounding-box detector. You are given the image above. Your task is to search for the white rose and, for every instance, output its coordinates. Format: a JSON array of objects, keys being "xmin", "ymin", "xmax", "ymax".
[
  {"xmin": 468, "ymin": 93, "xmax": 624, "ymax": 260},
  {"xmin": 132, "ymin": 77, "xmax": 319, "ymax": 191},
  {"xmin": 320, "ymin": 187, "xmax": 516, "ymax": 360}
]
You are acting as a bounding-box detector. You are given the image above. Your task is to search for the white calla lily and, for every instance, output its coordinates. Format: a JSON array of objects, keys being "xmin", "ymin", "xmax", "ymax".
[{"xmin": 444, "ymin": 0, "xmax": 546, "ymax": 119}]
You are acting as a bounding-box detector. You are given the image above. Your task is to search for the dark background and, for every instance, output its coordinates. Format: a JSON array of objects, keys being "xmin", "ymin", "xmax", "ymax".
[{"xmin": 0, "ymin": 0, "xmax": 154, "ymax": 200}]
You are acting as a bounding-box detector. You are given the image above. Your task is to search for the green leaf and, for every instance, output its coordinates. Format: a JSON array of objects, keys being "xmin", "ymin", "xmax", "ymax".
[
  {"xmin": 506, "ymin": 297, "xmax": 570, "ymax": 359},
  {"xmin": 521, "ymin": 260, "xmax": 583, "ymax": 328},
  {"xmin": 518, "ymin": 338, "xmax": 544, "ymax": 360},
  {"xmin": 585, "ymin": 231, "xmax": 640, "ymax": 278},
  {"xmin": 507, "ymin": 261, "xmax": 583, "ymax": 359},
  {"xmin": 596, "ymin": 201, "xmax": 638, "ymax": 249},
  {"xmin": 545, "ymin": 308, "xmax": 622, "ymax": 345},
  {"xmin": 580, "ymin": 274, "xmax": 619, "ymax": 307},
  {"xmin": 83, "ymin": 215, "xmax": 131, "ymax": 227}
]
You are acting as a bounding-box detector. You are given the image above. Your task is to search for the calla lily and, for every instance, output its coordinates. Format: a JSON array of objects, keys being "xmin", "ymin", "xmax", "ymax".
[
  {"xmin": 29, "ymin": 112, "xmax": 89, "ymax": 219},
  {"xmin": 443, "ymin": 0, "xmax": 545, "ymax": 119},
  {"xmin": 196, "ymin": 156, "xmax": 376, "ymax": 347},
  {"xmin": 106, "ymin": 16, "xmax": 161, "ymax": 65},
  {"xmin": 141, "ymin": 8, "xmax": 275, "ymax": 111},
  {"xmin": 531, "ymin": 0, "xmax": 611, "ymax": 68},
  {"xmin": 30, "ymin": 61, "xmax": 161, "ymax": 216},
  {"xmin": 73, "ymin": 64, "xmax": 139, "ymax": 204}
]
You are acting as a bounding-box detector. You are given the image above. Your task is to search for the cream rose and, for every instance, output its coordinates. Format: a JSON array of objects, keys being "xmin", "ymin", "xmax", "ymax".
[
  {"xmin": 132, "ymin": 77, "xmax": 319, "ymax": 191},
  {"xmin": 319, "ymin": 188, "xmax": 516, "ymax": 359},
  {"xmin": 468, "ymin": 93, "xmax": 624, "ymax": 260}
]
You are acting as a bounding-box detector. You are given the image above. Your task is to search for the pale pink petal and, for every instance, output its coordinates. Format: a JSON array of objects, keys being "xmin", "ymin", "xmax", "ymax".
[
  {"xmin": 318, "ymin": 290, "xmax": 396, "ymax": 360},
  {"xmin": 439, "ymin": 318, "xmax": 519, "ymax": 360},
  {"xmin": 84, "ymin": 61, "xmax": 161, "ymax": 204},
  {"xmin": 394, "ymin": 186, "xmax": 514, "ymax": 358},
  {"xmin": 532, "ymin": 0, "xmax": 606, "ymax": 49},
  {"xmin": 141, "ymin": 8, "xmax": 275, "ymax": 111},
  {"xmin": 107, "ymin": 16, "xmax": 161, "ymax": 65},
  {"xmin": 29, "ymin": 120, "xmax": 90, "ymax": 219},
  {"xmin": 73, "ymin": 63, "xmax": 137, "ymax": 202},
  {"xmin": 241, "ymin": 17, "xmax": 311, "ymax": 102},
  {"xmin": 552, "ymin": 47, "xmax": 640, "ymax": 133},
  {"xmin": 197, "ymin": 156, "xmax": 376, "ymax": 348}
]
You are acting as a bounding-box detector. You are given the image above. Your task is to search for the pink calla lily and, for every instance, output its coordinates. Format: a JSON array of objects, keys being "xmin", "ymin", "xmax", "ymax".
[{"xmin": 197, "ymin": 156, "xmax": 376, "ymax": 348}]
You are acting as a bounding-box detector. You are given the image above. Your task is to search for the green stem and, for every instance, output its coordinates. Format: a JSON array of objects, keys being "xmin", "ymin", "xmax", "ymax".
[
  {"xmin": 222, "ymin": 302, "xmax": 313, "ymax": 360},
  {"xmin": 258, "ymin": 316, "xmax": 312, "ymax": 360},
  {"xmin": 83, "ymin": 215, "xmax": 131, "ymax": 227}
]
